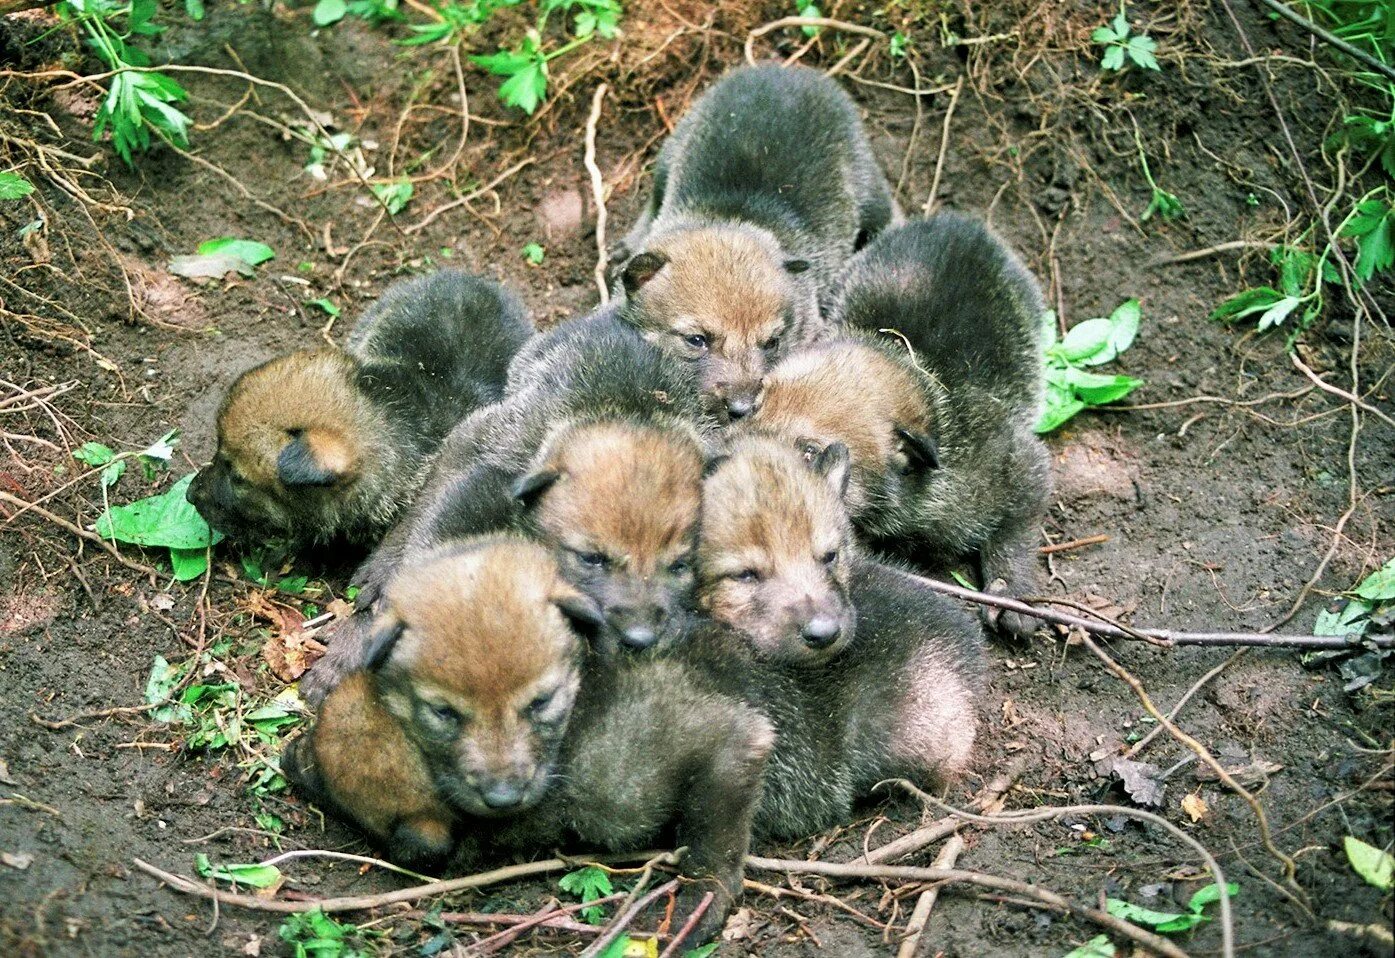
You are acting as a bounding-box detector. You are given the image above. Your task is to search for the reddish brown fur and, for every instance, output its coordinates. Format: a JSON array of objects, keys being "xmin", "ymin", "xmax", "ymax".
[{"xmin": 531, "ymin": 422, "xmax": 704, "ymax": 577}]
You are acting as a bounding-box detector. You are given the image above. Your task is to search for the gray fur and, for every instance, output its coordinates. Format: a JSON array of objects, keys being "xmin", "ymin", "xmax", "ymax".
[{"xmin": 831, "ymin": 213, "xmax": 1052, "ymax": 634}]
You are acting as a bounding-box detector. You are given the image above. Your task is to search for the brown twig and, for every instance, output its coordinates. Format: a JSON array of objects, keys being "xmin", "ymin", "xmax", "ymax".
[
  {"xmin": 578, "ymin": 879, "xmax": 679, "ymax": 958},
  {"xmin": 584, "ymin": 83, "xmax": 611, "ymax": 305},
  {"xmin": 657, "ymin": 891, "xmax": 713, "ymax": 958},
  {"xmin": 1147, "ymin": 239, "xmax": 1277, "ymax": 266},
  {"xmin": 746, "ymin": 856, "xmax": 1192, "ymax": 958},
  {"xmin": 1289, "ymin": 351, "xmax": 1395, "ymax": 429},
  {"xmin": 1124, "ymin": 650, "xmax": 1247, "ymax": 759},
  {"xmin": 1252, "ymin": 0, "xmax": 1395, "ymax": 82},
  {"xmin": 864, "ymin": 757, "xmax": 1025, "ymax": 865},
  {"xmin": 1038, "ymin": 534, "xmax": 1108, "ymax": 555},
  {"xmin": 0, "ymin": 490, "xmax": 161, "ymax": 579},
  {"xmin": 132, "ymin": 852, "xmax": 678, "ymax": 915},
  {"xmin": 922, "ymin": 76, "xmax": 964, "ymax": 216},
  {"xmin": 457, "ymin": 892, "xmax": 629, "ymax": 954},
  {"xmin": 1081, "ymin": 636, "xmax": 1311, "ymax": 917},
  {"xmin": 404, "ymin": 157, "xmax": 535, "ymax": 235},
  {"xmin": 744, "ymin": 17, "xmax": 886, "ymax": 66},
  {"xmin": 895, "ymin": 835, "xmax": 963, "ymax": 958},
  {"xmin": 907, "ymin": 573, "xmax": 1391, "ymax": 649}
]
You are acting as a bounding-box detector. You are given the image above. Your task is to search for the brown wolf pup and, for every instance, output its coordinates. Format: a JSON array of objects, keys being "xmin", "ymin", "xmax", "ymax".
[
  {"xmin": 781, "ymin": 213, "xmax": 1051, "ymax": 635},
  {"xmin": 612, "ymin": 64, "xmax": 899, "ymax": 422},
  {"xmin": 300, "ymin": 319, "xmax": 713, "ymax": 702},
  {"xmin": 297, "ymin": 535, "xmax": 773, "ymax": 945},
  {"xmin": 187, "ymin": 270, "xmax": 532, "ymax": 548}
]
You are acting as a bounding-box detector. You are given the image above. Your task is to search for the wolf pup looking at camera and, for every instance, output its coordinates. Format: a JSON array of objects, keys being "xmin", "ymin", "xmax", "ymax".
[
  {"xmin": 611, "ymin": 63, "xmax": 899, "ymax": 422},
  {"xmin": 289, "ymin": 536, "xmax": 773, "ymax": 947},
  {"xmin": 187, "ymin": 270, "xmax": 532, "ymax": 549},
  {"xmin": 758, "ymin": 213, "xmax": 1051, "ymax": 635}
]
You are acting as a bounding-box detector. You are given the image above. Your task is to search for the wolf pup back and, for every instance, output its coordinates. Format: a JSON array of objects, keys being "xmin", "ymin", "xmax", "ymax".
[{"xmin": 187, "ymin": 270, "xmax": 532, "ymax": 548}]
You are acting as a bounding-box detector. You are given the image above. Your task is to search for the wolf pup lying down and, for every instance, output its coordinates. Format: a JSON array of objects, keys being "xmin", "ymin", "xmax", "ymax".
[
  {"xmin": 611, "ymin": 63, "xmax": 899, "ymax": 422},
  {"xmin": 187, "ymin": 270, "xmax": 531, "ymax": 549},
  {"xmin": 746, "ymin": 213, "xmax": 1052, "ymax": 635}
]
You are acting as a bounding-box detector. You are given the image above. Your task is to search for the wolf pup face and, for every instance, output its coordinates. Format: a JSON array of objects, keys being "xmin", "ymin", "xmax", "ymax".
[
  {"xmin": 372, "ymin": 538, "xmax": 603, "ymax": 818},
  {"xmin": 187, "ymin": 349, "xmax": 381, "ymax": 545},
  {"xmin": 619, "ymin": 227, "xmax": 810, "ymax": 423},
  {"xmin": 514, "ymin": 421, "xmax": 705, "ymax": 653},
  {"xmin": 744, "ymin": 340, "xmax": 939, "ymax": 519},
  {"xmin": 697, "ymin": 437, "xmax": 857, "ymax": 662}
]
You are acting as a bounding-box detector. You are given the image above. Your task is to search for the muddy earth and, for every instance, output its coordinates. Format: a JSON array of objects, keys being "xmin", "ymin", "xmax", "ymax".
[{"xmin": 0, "ymin": 1, "xmax": 1391, "ymax": 956}]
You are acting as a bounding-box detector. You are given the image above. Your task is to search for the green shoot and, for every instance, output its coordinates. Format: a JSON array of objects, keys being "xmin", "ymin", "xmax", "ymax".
[
  {"xmin": 1036, "ymin": 301, "xmax": 1144, "ymax": 433},
  {"xmin": 1307, "ymin": 558, "xmax": 1394, "ymax": 691},
  {"xmin": 1062, "ymin": 936, "xmax": 1116, "ymax": 958},
  {"xmin": 278, "ymin": 909, "xmax": 373, "ymax": 958},
  {"xmin": 1091, "ymin": 4, "xmax": 1159, "ymax": 72},
  {"xmin": 195, "ymin": 855, "xmax": 282, "ymax": 889},
  {"xmin": 0, "ymin": 171, "xmax": 35, "ymax": 199},
  {"xmin": 522, "ymin": 241, "xmax": 545, "ymax": 264},
  {"xmin": 794, "ymin": 0, "xmax": 821, "ymax": 37},
  {"xmin": 307, "ymin": 298, "xmax": 341, "ymax": 317},
  {"xmin": 1133, "ymin": 125, "xmax": 1183, "ymax": 222},
  {"xmin": 1106, "ymin": 882, "xmax": 1238, "ymax": 934},
  {"xmin": 371, "ymin": 177, "xmax": 414, "ymax": 215},
  {"xmin": 1344, "ymin": 836, "xmax": 1395, "ymax": 891},
  {"xmin": 889, "ymin": 30, "xmax": 910, "ymax": 58},
  {"xmin": 558, "ymin": 865, "xmax": 613, "ymax": 924}
]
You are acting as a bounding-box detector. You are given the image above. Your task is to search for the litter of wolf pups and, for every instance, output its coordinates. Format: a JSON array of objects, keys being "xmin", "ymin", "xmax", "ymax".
[{"xmin": 182, "ymin": 64, "xmax": 1051, "ymax": 952}]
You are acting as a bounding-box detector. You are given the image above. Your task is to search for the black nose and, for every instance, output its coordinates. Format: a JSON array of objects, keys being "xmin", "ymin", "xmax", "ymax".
[
  {"xmin": 801, "ymin": 615, "xmax": 842, "ymax": 649},
  {"xmin": 480, "ymin": 781, "xmax": 525, "ymax": 809},
  {"xmin": 186, "ymin": 472, "xmax": 204, "ymax": 506},
  {"xmin": 726, "ymin": 395, "xmax": 755, "ymax": 419}
]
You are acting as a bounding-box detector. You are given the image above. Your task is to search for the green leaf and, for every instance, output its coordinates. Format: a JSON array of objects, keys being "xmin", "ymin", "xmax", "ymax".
[
  {"xmin": 95, "ymin": 473, "xmax": 224, "ymax": 550},
  {"xmin": 1352, "ymin": 214, "xmax": 1392, "ymax": 281},
  {"xmin": 497, "ymin": 60, "xmax": 548, "ymax": 114},
  {"xmin": 185, "ymin": 0, "xmax": 205, "ymax": 20},
  {"xmin": 1059, "ymin": 318, "xmax": 1113, "ymax": 362},
  {"xmin": 522, "ymin": 242, "xmax": 545, "ymax": 264},
  {"xmin": 1105, "ymin": 899, "xmax": 1201, "ymax": 933},
  {"xmin": 1354, "ymin": 558, "xmax": 1395, "ymax": 601},
  {"xmin": 1314, "ymin": 598, "xmax": 1371, "ymax": 638},
  {"xmin": 1093, "ymin": 298, "xmax": 1142, "ymax": 364},
  {"xmin": 100, "ymin": 460, "xmax": 127, "ymax": 488},
  {"xmin": 889, "ymin": 30, "xmax": 909, "ymax": 58},
  {"xmin": 0, "ymin": 170, "xmax": 35, "ymax": 200},
  {"xmin": 1257, "ymin": 295, "xmax": 1301, "ymax": 331},
  {"xmin": 1127, "ymin": 34, "xmax": 1159, "ymax": 70},
  {"xmin": 1036, "ymin": 391, "xmax": 1088, "ymax": 434},
  {"xmin": 313, "ymin": 0, "xmax": 347, "ymax": 26},
  {"xmin": 307, "ymin": 298, "xmax": 341, "ymax": 317},
  {"xmin": 1064, "ymin": 367, "xmax": 1143, "ymax": 405},
  {"xmin": 558, "ymin": 865, "xmax": 613, "ymax": 924},
  {"xmin": 1111, "ymin": 11, "xmax": 1128, "ymax": 37},
  {"xmin": 470, "ymin": 49, "xmax": 535, "ymax": 75},
  {"xmin": 74, "ymin": 442, "xmax": 116, "ymax": 467},
  {"xmin": 684, "ymin": 945, "xmax": 720, "ymax": 958},
  {"xmin": 597, "ymin": 937, "xmax": 633, "ymax": 958},
  {"xmin": 195, "ymin": 854, "xmax": 283, "ymax": 889},
  {"xmin": 197, "ymin": 237, "xmax": 275, "ymax": 267},
  {"xmin": 1344, "ymin": 836, "xmax": 1395, "ymax": 890},
  {"xmin": 371, "ymin": 178, "xmax": 413, "ymax": 215},
  {"xmin": 1063, "ymin": 935, "xmax": 1116, "ymax": 958},
  {"xmin": 144, "ymin": 654, "xmax": 191, "ymax": 722},
  {"xmin": 169, "ymin": 546, "xmax": 209, "ymax": 582},
  {"xmin": 1101, "ymin": 45, "xmax": 1125, "ymax": 71},
  {"xmin": 1209, "ymin": 286, "xmax": 1284, "ymax": 323},
  {"xmin": 1186, "ymin": 882, "xmax": 1238, "ymax": 912},
  {"xmin": 1091, "ymin": 25, "xmax": 1119, "ymax": 44},
  {"xmin": 141, "ymin": 429, "xmax": 179, "ymax": 463}
]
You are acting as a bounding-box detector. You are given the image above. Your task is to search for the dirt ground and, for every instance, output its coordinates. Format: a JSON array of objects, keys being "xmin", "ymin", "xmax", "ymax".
[{"xmin": 1, "ymin": 1, "xmax": 1392, "ymax": 956}]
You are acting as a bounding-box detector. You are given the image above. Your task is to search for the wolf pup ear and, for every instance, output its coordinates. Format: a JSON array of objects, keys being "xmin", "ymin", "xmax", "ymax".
[
  {"xmin": 701, "ymin": 454, "xmax": 730, "ymax": 479},
  {"xmin": 552, "ymin": 589, "xmax": 606, "ymax": 641},
  {"xmin": 783, "ymin": 258, "xmax": 811, "ymax": 275},
  {"xmin": 896, "ymin": 428, "xmax": 940, "ymax": 472},
  {"xmin": 364, "ymin": 616, "xmax": 406, "ymax": 672},
  {"xmin": 277, "ymin": 429, "xmax": 354, "ymax": 487},
  {"xmin": 622, "ymin": 251, "xmax": 669, "ymax": 296},
  {"xmin": 813, "ymin": 441, "xmax": 852, "ymax": 500},
  {"xmin": 511, "ymin": 467, "xmax": 561, "ymax": 508}
]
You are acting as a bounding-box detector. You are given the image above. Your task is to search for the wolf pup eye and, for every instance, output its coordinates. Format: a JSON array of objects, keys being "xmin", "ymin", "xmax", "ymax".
[
  {"xmin": 527, "ymin": 690, "xmax": 556, "ymax": 718},
  {"xmin": 683, "ymin": 333, "xmax": 710, "ymax": 351},
  {"xmin": 762, "ymin": 333, "xmax": 782, "ymax": 353},
  {"xmin": 423, "ymin": 702, "xmax": 463, "ymax": 731},
  {"xmin": 576, "ymin": 550, "xmax": 609, "ymax": 569},
  {"xmin": 667, "ymin": 557, "xmax": 691, "ymax": 576},
  {"xmin": 732, "ymin": 568, "xmax": 763, "ymax": 583},
  {"xmin": 799, "ymin": 440, "xmax": 822, "ymax": 463},
  {"xmin": 821, "ymin": 550, "xmax": 839, "ymax": 566}
]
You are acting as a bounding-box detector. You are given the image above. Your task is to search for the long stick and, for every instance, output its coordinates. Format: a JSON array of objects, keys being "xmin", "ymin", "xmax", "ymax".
[
  {"xmin": 910, "ymin": 574, "xmax": 1390, "ymax": 649},
  {"xmin": 584, "ymin": 83, "xmax": 611, "ymax": 305},
  {"xmin": 1253, "ymin": 0, "xmax": 1395, "ymax": 82}
]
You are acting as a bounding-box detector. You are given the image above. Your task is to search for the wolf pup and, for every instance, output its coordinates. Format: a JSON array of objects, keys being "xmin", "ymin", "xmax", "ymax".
[
  {"xmin": 187, "ymin": 270, "xmax": 532, "ymax": 548},
  {"xmin": 806, "ymin": 213, "xmax": 1051, "ymax": 635},
  {"xmin": 301, "ymin": 319, "xmax": 712, "ymax": 703},
  {"xmin": 318, "ymin": 535, "xmax": 773, "ymax": 945},
  {"xmin": 612, "ymin": 63, "xmax": 899, "ymax": 421}
]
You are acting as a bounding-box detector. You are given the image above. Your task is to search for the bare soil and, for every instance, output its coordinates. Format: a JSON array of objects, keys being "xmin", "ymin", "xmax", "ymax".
[{"xmin": 1, "ymin": 2, "xmax": 1391, "ymax": 956}]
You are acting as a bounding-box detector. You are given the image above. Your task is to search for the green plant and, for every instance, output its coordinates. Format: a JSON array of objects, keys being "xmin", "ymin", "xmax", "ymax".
[
  {"xmin": 54, "ymin": 0, "xmax": 192, "ymax": 165},
  {"xmin": 1106, "ymin": 882, "xmax": 1238, "ymax": 934},
  {"xmin": 794, "ymin": 0, "xmax": 821, "ymax": 37},
  {"xmin": 169, "ymin": 236, "xmax": 277, "ymax": 280},
  {"xmin": 558, "ymin": 865, "xmax": 613, "ymax": 923},
  {"xmin": 0, "ymin": 171, "xmax": 35, "ymax": 199},
  {"xmin": 522, "ymin": 241, "xmax": 545, "ymax": 264},
  {"xmin": 1036, "ymin": 301, "xmax": 1144, "ymax": 433},
  {"xmin": 95, "ymin": 471, "xmax": 223, "ymax": 580},
  {"xmin": 1062, "ymin": 937, "xmax": 1116, "ymax": 958},
  {"xmin": 195, "ymin": 854, "xmax": 282, "ymax": 889},
  {"xmin": 1304, "ymin": 558, "xmax": 1394, "ymax": 691},
  {"xmin": 1344, "ymin": 836, "xmax": 1395, "ymax": 891},
  {"xmin": 1091, "ymin": 4, "xmax": 1159, "ymax": 72},
  {"xmin": 371, "ymin": 177, "xmax": 414, "ymax": 214},
  {"xmin": 889, "ymin": 30, "xmax": 910, "ymax": 58},
  {"xmin": 1133, "ymin": 125, "xmax": 1182, "ymax": 222},
  {"xmin": 278, "ymin": 909, "xmax": 372, "ymax": 958},
  {"xmin": 396, "ymin": 0, "xmax": 622, "ymax": 114}
]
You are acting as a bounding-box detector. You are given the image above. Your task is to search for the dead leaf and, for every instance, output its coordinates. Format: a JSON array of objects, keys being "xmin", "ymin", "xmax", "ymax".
[
  {"xmin": 721, "ymin": 907, "xmax": 757, "ymax": 942},
  {"xmin": 1181, "ymin": 792, "xmax": 1208, "ymax": 823},
  {"xmin": 324, "ymin": 598, "xmax": 354, "ymax": 621},
  {"xmin": 168, "ymin": 253, "xmax": 253, "ymax": 282},
  {"xmin": 243, "ymin": 591, "xmax": 306, "ymax": 636},
  {"xmin": 3, "ymin": 852, "xmax": 34, "ymax": 870},
  {"xmin": 0, "ymin": 758, "xmax": 14, "ymax": 786},
  {"xmin": 263, "ymin": 631, "xmax": 327, "ymax": 683},
  {"xmin": 1094, "ymin": 756, "xmax": 1165, "ymax": 807}
]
